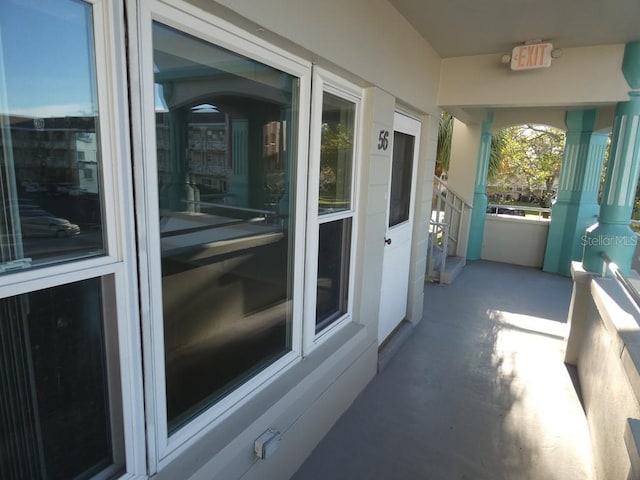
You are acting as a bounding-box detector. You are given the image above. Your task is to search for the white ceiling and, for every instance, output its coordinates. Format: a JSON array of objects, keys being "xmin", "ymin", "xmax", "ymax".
[{"xmin": 388, "ymin": 0, "xmax": 640, "ymax": 58}]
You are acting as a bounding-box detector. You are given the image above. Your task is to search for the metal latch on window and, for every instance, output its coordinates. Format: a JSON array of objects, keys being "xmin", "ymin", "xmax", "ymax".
[{"xmin": 0, "ymin": 258, "xmax": 33, "ymax": 273}]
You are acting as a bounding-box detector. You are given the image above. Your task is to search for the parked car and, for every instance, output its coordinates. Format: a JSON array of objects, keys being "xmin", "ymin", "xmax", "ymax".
[
  {"xmin": 21, "ymin": 215, "xmax": 81, "ymax": 238},
  {"xmin": 23, "ymin": 182, "xmax": 41, "ymax": 193},
  {"xmin": 56, "ymin": 183, "xmax": 73, "ymax": 195},
  {"xmin": 486, "ymin": 206, "xmax": 526, "ymax": 217},
  {"xmin": 69, "ymin": 187, "xmax": 90, "ymax": 197}
]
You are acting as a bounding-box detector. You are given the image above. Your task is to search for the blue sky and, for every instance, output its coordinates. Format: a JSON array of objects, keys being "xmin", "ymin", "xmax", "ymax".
[{"xmin": 0, "ymin": 0, "xmax": 98, "ymax": 118}]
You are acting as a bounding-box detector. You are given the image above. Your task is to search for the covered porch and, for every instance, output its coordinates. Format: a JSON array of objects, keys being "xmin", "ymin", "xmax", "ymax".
[{"xmin": 293, "ymin": 261, "xmax": 596, "ymax": 479}]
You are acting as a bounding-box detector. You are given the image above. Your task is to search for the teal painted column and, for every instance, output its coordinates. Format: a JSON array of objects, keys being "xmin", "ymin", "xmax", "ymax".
[
  {"xmin": 543, "ymin": 109, "xmax": 607, "ymax": 276},
  {"xmin": 467, "ymin": 112, "xmax": 494, "ymax": 260},
  {"xmin": 583, "ymin": 41, "xmax": 640, "ymax": 275}
]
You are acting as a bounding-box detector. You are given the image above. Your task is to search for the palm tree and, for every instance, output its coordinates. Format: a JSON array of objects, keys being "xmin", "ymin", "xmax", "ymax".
[
  {"xmin": 435, "ymin": 112, "xmax": 453, "ymax": 178},
  {"xmin": 435, "ymin": 111, "xmax": 505, "ymax": 180},
  {"xmin": 488, "ymin": 130, "xmax": 506, "ymax": 181}
]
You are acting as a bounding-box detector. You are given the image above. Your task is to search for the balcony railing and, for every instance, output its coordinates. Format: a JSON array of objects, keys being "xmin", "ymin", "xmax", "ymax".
[
  {"xmin": 427, "ymin": 176, "xmax": 471, "ymax": 283},
  {"xmin": 486, "ymin": 203, "xmax": 551, "ymax": 219}
]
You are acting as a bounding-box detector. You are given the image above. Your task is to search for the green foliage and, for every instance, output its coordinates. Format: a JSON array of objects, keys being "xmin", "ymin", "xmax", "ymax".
[
  {"xmin": 319, "ymin": 122, "xmax": 353, "ymax": 201},
  {"xmin": 435, "ymin": 111, "xmax": 505, "ymax": 180},
  {"xmin": 488, "ymin": 129, "xmax": 506, "ymax": 181},
  {"xmin": 491, "ymin": 124, "xmax": 565, "ymax": 195},
  {"xmin": 320, "ymin": 123, "xmax": 353, "ymax": 156},
  {"xmin": 436, "ymin": 111, "xmax": 453, "ymax": 176},
  {"xmin": 434, "ymin": 116, "xmax": 565, "ymax": 202}
]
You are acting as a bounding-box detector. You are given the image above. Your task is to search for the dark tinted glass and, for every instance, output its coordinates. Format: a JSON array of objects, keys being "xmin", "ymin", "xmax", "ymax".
[
  {"xmin": 153, "ymin": 22, "xmax": 298, "ymax": 431},
  {"xmin": 316, "ymin": 218, "xmax": 351, "ymax": 331},
  {"xmin": 388, "ymin": 131, "xmax": 415, "ymax": 227},
  {"xmin": 0, "ymin": 278, "xmax": 120, "ymax": 480}
]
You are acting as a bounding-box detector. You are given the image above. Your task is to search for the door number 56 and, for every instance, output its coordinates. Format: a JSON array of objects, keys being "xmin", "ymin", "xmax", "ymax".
[{"xmin": 378, "ymin": 130, "xmax": 390, "ymax": 151}]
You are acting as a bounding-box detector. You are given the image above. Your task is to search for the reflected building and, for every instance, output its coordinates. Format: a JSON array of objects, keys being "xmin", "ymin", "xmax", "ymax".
[
  {"xmin": 5, "ymin": 115, "xmax": 98, "ymax": 193},
  {"xmin": 75, "ymin": 132, "xmax": 99, "ymax": 195},
  {"xmin": 155, "ymin": 105, "xmax": 286, "ymax": 213}
]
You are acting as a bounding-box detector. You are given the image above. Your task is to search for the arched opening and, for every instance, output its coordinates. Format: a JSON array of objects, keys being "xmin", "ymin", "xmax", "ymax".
[{"xmin": 487, "ymin": 123, "xmax": 565, "ymax": 215}]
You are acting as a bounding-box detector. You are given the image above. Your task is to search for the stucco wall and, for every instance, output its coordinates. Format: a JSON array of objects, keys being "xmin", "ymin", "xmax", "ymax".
[
  {"xmin": 198, "ymin": 0, "xmax": 441, "ymax": 115},
  {"xmin": 482, "ymin": 216, "xmax": 550, "ymax": 267},
  {"xmin": 439, "ymin": 44, "xmax": 628, "ymax": 110},
  {"xmin": 353, "ymin": 87, "xmax": 395, "ymax": 347},
  {"xmin": 446, "ymin": 119, "xmax": 481, "ymax": 202},
  {"xmin": 408, "ymin": 113, "xmax": 438, "ymax": 323}
]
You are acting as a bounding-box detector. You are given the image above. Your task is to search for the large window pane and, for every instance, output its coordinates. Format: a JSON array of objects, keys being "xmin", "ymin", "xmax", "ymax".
[
  {"xmin": 152, "ymin": 23, "xmax": 298, "ymax": 431},
  {"xmin": 0, "ymin": 0, "xmax": 106, "ymax": 274},
  {"xmin": 316, "ymin": 218, "xmax": 351, "ymax": 332},
  {"xmin": 318, "ymin": 93, "xmax": 355, "ymax": 214},
  {"xmin": 0, "ymin": 278, "xmax": 122, "ymax": 480}
]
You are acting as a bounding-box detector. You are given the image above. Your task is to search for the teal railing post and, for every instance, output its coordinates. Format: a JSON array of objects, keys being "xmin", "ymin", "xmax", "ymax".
[
  {"xmin": 543, "ymin": 109, "xmax": 607, "ymax": 276},
  {"xmin": 582, "ymin": 41, "xmax": 640, "ymax": 275},
  {"xmin": 467, "ymin": 112, "xmax": 494, "ymax": 260}
]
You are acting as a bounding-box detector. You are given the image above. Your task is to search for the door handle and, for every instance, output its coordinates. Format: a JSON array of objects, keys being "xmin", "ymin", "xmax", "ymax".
[{"xmin": 384, "ymin": 237, "xmax": 392, "ymax": 245}]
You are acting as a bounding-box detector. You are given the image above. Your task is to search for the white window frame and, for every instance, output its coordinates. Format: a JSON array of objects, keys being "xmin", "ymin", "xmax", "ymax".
[
  {"xmin": 0, "ymin": 0, "xmax": 146, "ymax": 478},
  {"xmin": 127, "ymin": 0, "xmax": 312, "ymax": 470},
  {"xmin": 303, "ymin": 67, "xmax": 362, "ymax": 353}
]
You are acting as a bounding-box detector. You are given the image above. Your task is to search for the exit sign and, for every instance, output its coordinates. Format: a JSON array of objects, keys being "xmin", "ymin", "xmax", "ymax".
[{"xmin": 511, "ymin": 43, "xmax": 553, "ymax": 70}]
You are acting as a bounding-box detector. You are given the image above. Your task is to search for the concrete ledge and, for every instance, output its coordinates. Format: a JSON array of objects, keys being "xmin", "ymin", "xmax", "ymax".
[
  {"xmin": 377, "ymin": 320, "xmax": 414, "ymax": 372},
  {"xmin": 591, "ymin": 278, "xmax": 640, "ymax": 357},
  {"xmin": 565, "ymin": 262, "xmax": 594, "ymax": 364},
  {"xmin": 572, "ymin": 272, "xmax": 640, "ymax": 479},
  {"xmin": 621, "ymin": 342, "xmax": 640, "ymax": 408},
  {"xmin": 625, "ymin": 419, "xmax": 640, "ymax": 480}
]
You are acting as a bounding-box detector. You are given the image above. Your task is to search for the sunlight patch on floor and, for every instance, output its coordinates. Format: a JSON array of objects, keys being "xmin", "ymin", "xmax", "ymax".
[
  {"xmin": 485, "ymin": 309, "xmax": 595, "ymax": 479},
  {"xmin": 488, "ymin": 309, "xmax": 568, "ymax": 339}
]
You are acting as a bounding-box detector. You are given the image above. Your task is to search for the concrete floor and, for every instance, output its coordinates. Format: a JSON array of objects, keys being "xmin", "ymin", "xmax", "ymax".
[{"xmin": 291, "ymin": 261, "xmax": 595, "ymax": 480}]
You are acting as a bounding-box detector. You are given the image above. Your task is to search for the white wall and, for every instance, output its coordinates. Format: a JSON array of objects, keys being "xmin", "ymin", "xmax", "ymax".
[
  {"xmin": 408, "ymin": 113, "xmax": 438, "ymax": 323},
  {"xmin": 446, "ymin": 119, "xmax": 481, "ymax": 202},
  {"xmin": 482, "ymin": 216, "xmax": 550, "ymax": 267},
  {"xmin": 354, "ymin": 87, "xmax": 395, "ymax": 344},
  {"xmin": 439, "ymin": 44, "xmax": 628, "ymax": 110},
  {"xmin": 445, "ymin": 119, "xmax": 483, "ymax": 258},
  {"xmin": 492, "ymin": 108, "xmax": 568, "ymax": 132},
  {"xmin": 196, "ymin": 0, "xmax": 442, "ymax": 115}
]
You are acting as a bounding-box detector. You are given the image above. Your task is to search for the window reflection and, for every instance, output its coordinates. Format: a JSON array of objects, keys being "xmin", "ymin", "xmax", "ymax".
[
  {"xmin": 319, "ymin": 93, "xmax": 355, "ymax": 214},
  {"xmin": 0, "ymin": 0, "xmax": 105, "ymax": 274},
  {"xmin": 153, "ymin": 23, "xmax": 298, "ymax": 431}
]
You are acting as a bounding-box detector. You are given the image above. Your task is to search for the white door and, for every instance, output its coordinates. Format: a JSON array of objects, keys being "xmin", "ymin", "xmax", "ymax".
[{"xmin": 378, "ymin": 112, "xmax": 421, "ymax": 345}]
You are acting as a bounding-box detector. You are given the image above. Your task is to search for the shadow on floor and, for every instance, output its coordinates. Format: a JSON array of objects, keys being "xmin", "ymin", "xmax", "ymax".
[{"xmin": 291, "ymin": 261, "xmax": 595, "ymax": 480}]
